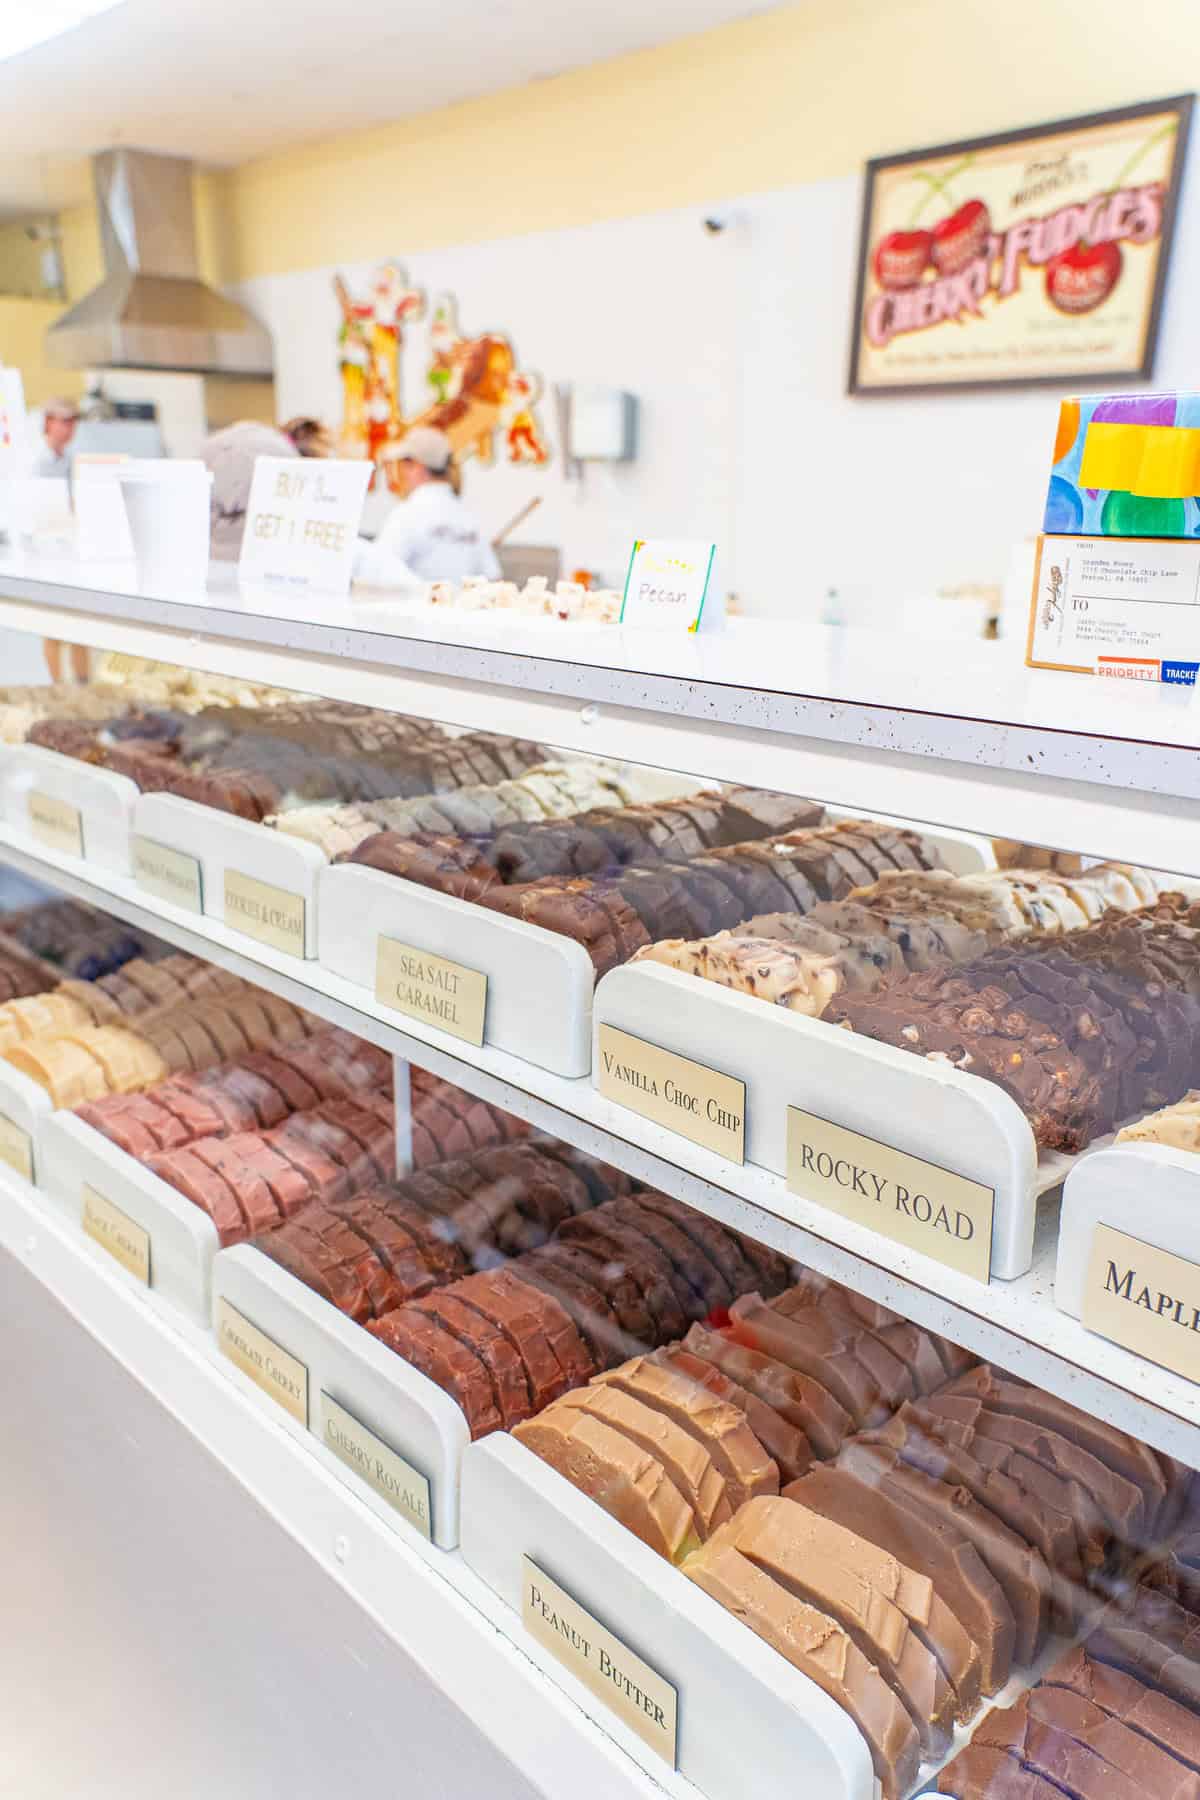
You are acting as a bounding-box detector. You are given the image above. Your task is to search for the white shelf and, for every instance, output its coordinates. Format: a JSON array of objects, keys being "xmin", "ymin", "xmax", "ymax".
[
  {"xmin": 2, "ymin": 565, "xmax": 1200, "ymax": 872},
  {"xmin": 0, "ymin": 1162, "xmax": 689, "ymax": 1800},
  {"xmin": 4, "ymin": 821, "xmax": 1200, "ymax": 1469}
]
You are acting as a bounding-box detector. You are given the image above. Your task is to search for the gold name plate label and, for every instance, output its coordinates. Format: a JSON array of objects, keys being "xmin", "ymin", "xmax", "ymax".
[
  {"xmin": 786, "ymin": 1106, "xmax": 994, "ymax": 1283},
  {"xmin": 224, "ymin": 870, "xmax": 306, "ymax": 958},
  {"xmin": 1085, "ymin": 1224, "xmax": 1200, "ymax": 1384},
  {"xmin": 28, "ymin": 790, "xmax": 83, "ymax": 858},
  {"xmin": 0, "ymin": 1112, "xmax": 33, "ymax": 1182},
  {"xmin": 321, "ymin": 1393, "xmax": 432, "ymax": 1539},
  {"xmin": 132, "ymin": 834, "xmax": 204, "ymax": 914},
  {"xmin": 522, "ymin": 1557, "xmax": 678, "ymax": 1766},
  {"xmin": 596, "ymin": 1024, "xmax": 745, "ymax": 1164},
  {"xmin": 375, "ymin": 937, "xmax": 487, "ymax": 1047},
  {"xmin": 82, "ymin": 1183, "xmax": 150, "ymax": 1285},
  {"xmin": 215, "ymin": 1298, "xmax": 308, "ymax": 1424}
]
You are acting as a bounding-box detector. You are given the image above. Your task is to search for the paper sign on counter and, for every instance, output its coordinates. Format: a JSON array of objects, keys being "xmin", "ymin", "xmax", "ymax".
[
  {"xmin": 522, "ymin": 1557, "xmax": 678, "ymax": 1766},
  {"xmin": 215, "ymin": 1298, "xmax": 308, "ymax": 1424},
  {"xmin": 132, "ymin": 834, "xmax": 203, "ymax": 914},
  {"xmin": 0, "ymin": 1112, "xmax": 33, "ymax": 1182},
  {"xmin": 28, "ymin": 790, "xmax": 83, "ymax": 858},
  {"xmin": 375, "ymin": 937, "xmax": 487, "ymax": 1047},
  {"xmin": 82, "ymin": 1183, "xmax": 150, "ymax": 1285},
  {"xmin": 787, "ymin": 1106, "xmax": 994, "ymax": 1283},
  {"xmin": 597, "ymin": 1024, "xmax": 744, "ymax": 1164},
  {"xmin": 239, "ymin": 455, "xmax": 370, "ymax": 595},
  {"xmin": 224, "ymin": 869, "xmax": 306, "ymax": 957},
  {"xmin": 321, "ymin": 1393, "xmax": 432, "ymax": 1538},
  {"xmin": 1084, "ymin": 1225, "xmax": 1200, "ymax": 1384},
  {"xmin": 620, "ymin": 538, "xmax": 718, "ymax": 633}
]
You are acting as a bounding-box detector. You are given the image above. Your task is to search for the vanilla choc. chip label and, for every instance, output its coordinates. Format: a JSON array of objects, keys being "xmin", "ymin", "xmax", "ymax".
[
  {"xmin": 0, "ymin": 1112, "xmax": 33, "ymax": 1182},
  {"xmin": 786, "ymin": 1106, "xmax": 994, "ymax": 1282},
  {"xmin": 28, "ymin": 790, "xmax": 83, "ymax": 858},
  {"xmin": 375, "ymin": 937, "xmax": 487, "ymax": 1047},
  {"xmin": 224, "ymin": 869, "xmax": 306, "ymax": 957},
  {"xmin": 321, "ymin": 1393, "xmax": 432, "ymax": 1538},
  {"xmin": 82, "ymin": 1183, "xmax": 150, "ymax": 1285},
  {"xmin": 215, "ymin": 1298, "xmax": 308, "ymax": 1424},
  {"xmin": 597, "ymin": 1024, "xmax": 745, "ymax": 1164},
  {"xmin": 1084, "ymin": 1224, "xmax": 1200, "ymax": 1384},
  {"xmin": 132, "ymin": 834, "xmax": 203, "ymax": 914},
  {"xmin": 522, "ymin": 1558, "xmax": 678, "ymax": 1765}
]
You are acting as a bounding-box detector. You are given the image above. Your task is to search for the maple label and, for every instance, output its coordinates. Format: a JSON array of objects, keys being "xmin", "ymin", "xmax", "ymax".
[{"xmin": 1084, "ymin": 1225, "xmax": 1200, "ymax": 1383}]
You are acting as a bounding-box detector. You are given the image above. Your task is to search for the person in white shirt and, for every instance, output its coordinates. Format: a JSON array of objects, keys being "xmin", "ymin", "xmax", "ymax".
[
  {"xmin": 32, "ymin": 396, "xmax": 80, "ymax": 479},
  {"xmin": 354, "ymin": 426, "xmax": 500, "ymax": 588}
]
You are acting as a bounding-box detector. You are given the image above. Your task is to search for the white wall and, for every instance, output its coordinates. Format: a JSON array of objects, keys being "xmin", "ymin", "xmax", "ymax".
[{"xmin": 234, "ymin": 127, "xmax": 1200, "ymax": 619}]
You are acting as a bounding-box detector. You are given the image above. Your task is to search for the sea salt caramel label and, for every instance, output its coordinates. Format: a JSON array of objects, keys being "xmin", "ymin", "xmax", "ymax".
[
  {"xmin": 1084, "ymin": 1225, "xmax": 1200, "ymax": 1384},
  {"xmin": 28, "ymin": 790, "xmax": 83, "ymax": 858},
  {"xmin": 320, "ymin": 1393, "xmax": 432, "ymax": 1538},
  {"xmin": 132, "ymin": 834, "xmax": 203, "ymax": 914},
  {"xmin": 215, "ymin": 1297, "xmax": 308, "ymax": 1424},
  {"xmin": 0, "ymin": 1112, "xmax": 33, "ymax": 1182},
  {"xmin": 82, "ymin": 1183, "xmax": 150, "ymax": 1285},
  {"xmin": 375, "ymin": 938, "xmax": 487, "ymax": 1047},
  {"xmin": 787, "ymin": 1106, "xmax": 994, "ymax": 1282},
  {"xmin": 224, "ymin": 870, "xmax": 306, "ymax": 957},
  {"xmin": 597, "ymin": 1024, "xmax": 744, "ymax": 1164},
  {"xmin": 522, "ymin": 1558, "xmax": 678, "ymax": 1765}
]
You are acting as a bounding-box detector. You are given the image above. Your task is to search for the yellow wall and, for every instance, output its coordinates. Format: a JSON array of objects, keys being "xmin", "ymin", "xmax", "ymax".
[
  {"xmin": 0, "ymin": 297, "xmax": 84, "ymax": 408},
  {"xmin": 218, "ymin": 0, "xmax": 1200, "ymax": 282}
]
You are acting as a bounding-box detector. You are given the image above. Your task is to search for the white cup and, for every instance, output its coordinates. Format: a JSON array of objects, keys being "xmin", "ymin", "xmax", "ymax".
[{"xmin": 117, "ymin": 462, "xmax": 212, "ymax": 596}]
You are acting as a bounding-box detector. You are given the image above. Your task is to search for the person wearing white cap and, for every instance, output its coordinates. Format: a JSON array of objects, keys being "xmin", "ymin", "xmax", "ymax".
[{"xmin": 354, "ymin": 425, "xmax": 500, "ymax": 588}]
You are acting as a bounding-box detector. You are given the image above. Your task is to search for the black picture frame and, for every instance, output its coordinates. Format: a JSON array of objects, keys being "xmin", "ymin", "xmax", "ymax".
[{"xmin": 847, "ymin": 93, "xmax": 1194, "ymax": 396}]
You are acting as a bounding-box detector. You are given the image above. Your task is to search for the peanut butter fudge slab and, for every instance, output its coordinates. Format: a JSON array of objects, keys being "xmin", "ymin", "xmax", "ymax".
[
  {"xmin": 683, "ymin": 1323, "xmax": 852, "ymax": 1458},
  {"xmin": 656, "ymin": 1347, "xmax": 812, "ymax": 1484},
  {"xmin": 556, "ymin": 1385, "xmax": 732, "ymax": 1539},
  {"xmin": 837, "ymin": 1440, "xmax": 1048, "ymax": 1666},
  {"xmin": 787, "ymin": 1463, "xmax": 1005, "ymax": 1698},
  {"xmin": 683, "ymin": 1540, "xmax": 920, "ymax": 1800},
  {"xmin": 593, "ymin": 1354, "xmax": 778, "ymax": 1511},
  {"xmin": 717, "ymin": 1496, "xmax": 956, "ymax": 1754},
  {"xmin": 514, "ymin": 1406, "xmax": 699, "ymax": 1562}
]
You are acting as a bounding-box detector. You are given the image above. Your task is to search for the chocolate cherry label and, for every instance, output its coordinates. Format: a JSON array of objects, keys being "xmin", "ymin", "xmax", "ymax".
[
  {"xmin": 27, "ymin": 790, "xmax": 83, "ymax": 859},
  {"xmin": 597, "ymin": 1024, "xmax": 745, "ymax": 1164},
  {"xmin": 786, "ymin": 1107, "xmax": 994, "ymax": 1283},
  {"xmin": 215, "ymin": 1298, "xmax": 308, "ymax": 1425},
  {"xmin": 224, "ymin": 870, "xmax": 306, "ymax": 958},
  {"xmin": 0, "ymin": 1112, "xmax": 33, "ymax": 1183},
  {"xmin": 1084, "ymin": 1225, "xmax": 1200, "ymax": 1385},
  {"xmin": 320, "ymin": 1393, "xmax": 432, "ymax": 1540},
  {"xmin": 132, "ymin": 835, "xmax": 204, "ymax": 915},
  {"xmin": 521, "ymin": 1557, "xmax": 678, "ymax": 1766},
  {"xmin": 81, "ymin": 1183, "xmax": 150, "ymax": 1286},
  {"xmin": 375, "ymin": 937, "xmax": 487, "ymax": 1048}
]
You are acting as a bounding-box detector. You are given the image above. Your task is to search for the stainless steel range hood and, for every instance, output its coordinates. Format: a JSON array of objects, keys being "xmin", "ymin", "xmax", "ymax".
[{"xmin": 46, "ymin": 148, "xmax": 273, "ymax": 376}]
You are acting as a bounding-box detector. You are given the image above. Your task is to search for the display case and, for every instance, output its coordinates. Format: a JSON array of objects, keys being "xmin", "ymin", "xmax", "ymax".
[{"xmin": 4, "ymin": 556, "xmax": 1200, "ymax": 1800}]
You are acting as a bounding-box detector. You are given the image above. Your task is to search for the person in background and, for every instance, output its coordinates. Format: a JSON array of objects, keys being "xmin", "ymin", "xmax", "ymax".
[
  {"xmin": 281, "ymin": 416, "xmax": 334, "ymax": 459},
  {"xmin": 33, "ymin": 397, "xmax": 80, "ymax": 478},
  {"xmin": 202, "ymin": 420, "xmax": 299, "ymax": 560},
  {"xmin": 354, "ymin": 426, "xmax": 500, "ymax": 587}
]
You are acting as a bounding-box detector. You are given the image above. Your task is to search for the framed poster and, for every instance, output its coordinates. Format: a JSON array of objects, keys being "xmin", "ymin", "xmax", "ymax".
[{"xmin": 849, "ymin": 95, "xmax": 1193, "ymax": 394}]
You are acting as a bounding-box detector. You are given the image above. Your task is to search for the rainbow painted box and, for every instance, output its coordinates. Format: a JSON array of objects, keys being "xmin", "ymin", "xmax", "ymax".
[{"xmin": 1044, "ymin": 393, "xmax": 1200, "ymax": 539}]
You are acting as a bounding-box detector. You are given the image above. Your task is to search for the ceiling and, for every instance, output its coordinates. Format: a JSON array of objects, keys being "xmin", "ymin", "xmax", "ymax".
[{"xmin": 0, "ymin": 0, "xmax": 773, "ymax": 218}]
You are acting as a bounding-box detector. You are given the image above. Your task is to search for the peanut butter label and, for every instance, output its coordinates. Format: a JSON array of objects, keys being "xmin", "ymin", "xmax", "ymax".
[
  {"xmin": 320, "ymin": 1393, "xmax": 432, "ymax": 1538},
  {"xmin": 0, "ymin": 1112, "xmax": 33, "ymax": 1182},
  {"xmin": 28, "ymin": 790, "xmax": 83, "ymax": 858},
  {"xmin": 375, "ymin": 937, "xmax": 487, "ymax": 1047},
  {"xmin": 786, "ymin": 1107, "xmax": 994, "ymax": 1283},
  {"xmin": 82, "ymin": 1183, "xmax": 150, "ymax": 1285},
  {"xmin": 1084, "ymin": 1225, "xmax": 1200, "ymax": 1384},
  {"xmin": 596, "ymin": 1024, "xmax": 744, "ymax": 1164},
  {"xmin": 215, "ymin": 1298, "xmax": 308, "ymax": 1424},
  {"xmin": 224, "ymin": 870, "xmax": 306, "ymax": 958},
  {"xmin": 521, "ymin": 1558, "xmax": 678, "ymax": 1765},
  {"xmin": 132, "ymin": 834, "xmax": 203, "ymax": 914}
]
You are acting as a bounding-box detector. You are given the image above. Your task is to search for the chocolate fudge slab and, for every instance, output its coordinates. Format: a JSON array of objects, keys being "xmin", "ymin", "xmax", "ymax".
[
  {"xmin": 656, "ymin": 1347, "xmax": 813, "ymax": 1484},
  {"xmin": 1047, "ymin": 1646, "xmax": 1200, "ymax": 1775}
]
